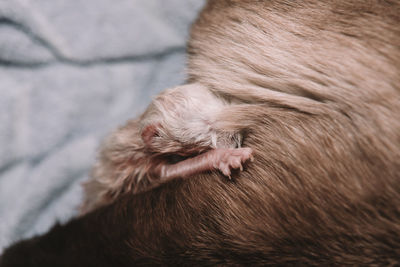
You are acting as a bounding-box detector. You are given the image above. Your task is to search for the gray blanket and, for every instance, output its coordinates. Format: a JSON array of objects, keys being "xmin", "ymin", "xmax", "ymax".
[{"xmin": 0, "ymin": 0, "xmax": 205, "ymax": 252}]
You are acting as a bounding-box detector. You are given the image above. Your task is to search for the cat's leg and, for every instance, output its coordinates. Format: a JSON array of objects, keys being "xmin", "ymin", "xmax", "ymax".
[{"xmin": 150, "ymin": 147, "xmax": 253, "ymax": 185}]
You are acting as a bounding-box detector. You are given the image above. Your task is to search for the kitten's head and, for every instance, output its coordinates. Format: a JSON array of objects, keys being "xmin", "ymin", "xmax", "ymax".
[{"xmin": 140, "ymin": 84, "xmax": 241, "ymax": 155}]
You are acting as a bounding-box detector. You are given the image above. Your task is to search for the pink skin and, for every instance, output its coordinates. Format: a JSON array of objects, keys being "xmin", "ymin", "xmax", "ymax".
[
  {"xmin": 153, "ymin": 147, "xmax": 253, "ymax": 184},
  {"xmin": 142, "ymin": 123, "xmax": 253, "ymax": 187},
  {"xmin": 141, "ymin": 124, "xmax": 160, "ymax": 147}
]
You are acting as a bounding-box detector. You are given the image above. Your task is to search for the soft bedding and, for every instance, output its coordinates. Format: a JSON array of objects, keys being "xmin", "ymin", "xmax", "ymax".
[{"xmin": 0, "ymin": 0, "xmax": 205, "ymax": 252}]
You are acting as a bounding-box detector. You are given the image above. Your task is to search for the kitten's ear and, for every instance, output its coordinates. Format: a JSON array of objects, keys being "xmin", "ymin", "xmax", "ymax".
[{"xmin": 141, "ymin": 124, "xmax": 160, "ymax": 146}]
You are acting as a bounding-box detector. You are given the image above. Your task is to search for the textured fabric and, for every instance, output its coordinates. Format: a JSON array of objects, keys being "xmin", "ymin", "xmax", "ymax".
[{"xmin": 0, "ymin": 0, "xmax": 205, "ymax": 252}]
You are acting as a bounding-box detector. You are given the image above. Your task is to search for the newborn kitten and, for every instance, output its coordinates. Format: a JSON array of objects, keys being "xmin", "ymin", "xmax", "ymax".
[{"xmin": 81, "ymin": 83, "xmax": 253, "ymax": 214}]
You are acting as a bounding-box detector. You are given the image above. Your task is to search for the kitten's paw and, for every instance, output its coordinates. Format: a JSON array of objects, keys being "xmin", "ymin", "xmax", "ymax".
[{"xmin": 212, "ymin": 147, "xmax": 253, "ymax": 178}]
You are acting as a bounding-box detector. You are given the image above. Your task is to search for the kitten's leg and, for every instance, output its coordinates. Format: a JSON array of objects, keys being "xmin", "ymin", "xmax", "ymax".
[{"xmin": 152, "ymin": 147, "xmax": 253, "ymax": 184}]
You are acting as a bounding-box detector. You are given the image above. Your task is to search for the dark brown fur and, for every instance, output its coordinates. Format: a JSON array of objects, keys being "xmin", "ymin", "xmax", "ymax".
[
  {"xmin": 1, "ymin": 0, "xmax": 400, "ymax": 265},
  {"xmin": 2, "ymin": 111, "xmax": 400, "ymax": 265}
]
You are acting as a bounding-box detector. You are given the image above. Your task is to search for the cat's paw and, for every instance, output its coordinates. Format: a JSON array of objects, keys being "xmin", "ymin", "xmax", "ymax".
[{"xmin": 212, "ymin": 147, "xmax": 253, "ymax": 178}]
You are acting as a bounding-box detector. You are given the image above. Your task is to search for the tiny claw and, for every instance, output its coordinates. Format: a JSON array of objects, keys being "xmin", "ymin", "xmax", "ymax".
[
  {"xmin": 221, "ymin": 164, "xmax": 231, "ymax": 177},
  {"xmin": 239, "ymin": 164, "xmax": 243, "ymax": 171},
  {"xmin": 250, "ymin": 155, "xmax": 255, "ymax": 162}
]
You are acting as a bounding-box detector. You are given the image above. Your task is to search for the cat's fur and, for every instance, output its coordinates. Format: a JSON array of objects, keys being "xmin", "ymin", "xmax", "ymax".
[{"xmin": 1, "ymin": 0, "xmax": 400, "ymax": 265}]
